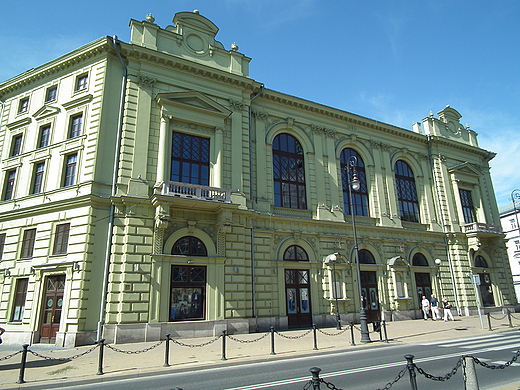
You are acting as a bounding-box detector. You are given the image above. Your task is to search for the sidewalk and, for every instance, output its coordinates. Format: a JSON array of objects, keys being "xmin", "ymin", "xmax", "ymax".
[{"xmin": 0, "ymin": 315, "xmax": 519, "ymax": 390}]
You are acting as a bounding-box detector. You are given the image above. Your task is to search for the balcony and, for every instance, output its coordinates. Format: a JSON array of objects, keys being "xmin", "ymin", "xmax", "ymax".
[
  {"xmin": 462, "ymin": 222, "xmax": 502, "ymax": 234},
  {"xmin": 157, "ymin": 181, "xmax": 232, "ymax": 203}
]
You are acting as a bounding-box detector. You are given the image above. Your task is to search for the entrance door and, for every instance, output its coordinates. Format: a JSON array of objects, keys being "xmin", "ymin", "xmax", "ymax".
[
  {"xmin": 39, "ymin": 275, "xmax": 65, "ymax": 343},
  {"xmin": 415, "ymin": 272, "xmax": 432, "ymax": 306},
  {"xmin": 285, "ymin": 269, "xmax": 312, "ymax": 328},
  {"xmin": 360, "ymin": 271, "xmax": 379, "ymax": 322}
]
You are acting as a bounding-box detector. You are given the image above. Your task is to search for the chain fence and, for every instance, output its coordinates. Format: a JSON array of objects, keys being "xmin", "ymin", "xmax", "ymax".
[{"xmin": 305, "ymin": 348, "xmax": 520, "ymax": 389}]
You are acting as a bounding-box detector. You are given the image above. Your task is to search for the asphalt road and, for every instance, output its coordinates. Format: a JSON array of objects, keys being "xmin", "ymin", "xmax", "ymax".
[{"xmin": 62, "ymin": 332, "xmax": 520, "ymax": 390}]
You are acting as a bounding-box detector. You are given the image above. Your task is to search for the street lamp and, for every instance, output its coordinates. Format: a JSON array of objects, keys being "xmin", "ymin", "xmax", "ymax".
[
  {"xmin": 346, "ymin": 156, "xmax": 371, "ymax": 343},
  {"xmin": 325, "ymin": 253, "xmax": 342, "ymax": 329}
]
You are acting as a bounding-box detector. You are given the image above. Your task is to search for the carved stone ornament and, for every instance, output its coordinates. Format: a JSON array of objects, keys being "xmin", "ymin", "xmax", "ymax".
[
  {"xmin": 229, "ymin": 99, "xmax": 245, "ymax": 111},
  {"xmin": 137, "ymin": 75, "xmax": 156, "ymax": 88}
]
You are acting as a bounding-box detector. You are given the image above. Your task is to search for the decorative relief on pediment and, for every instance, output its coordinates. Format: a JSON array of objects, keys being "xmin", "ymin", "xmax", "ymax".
[
  {"xmin": 170, "ymin": 120, "xmax": 213, "ymax": 135},
  {"xmin": 252, "ymin": 110, "xmax": 268, "ymax": 122}
]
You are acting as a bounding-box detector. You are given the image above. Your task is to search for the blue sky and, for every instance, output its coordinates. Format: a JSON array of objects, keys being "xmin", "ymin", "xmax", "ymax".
[{"xmin": 1, "ymin": 0, "xmax": 519, "ymax": 208}]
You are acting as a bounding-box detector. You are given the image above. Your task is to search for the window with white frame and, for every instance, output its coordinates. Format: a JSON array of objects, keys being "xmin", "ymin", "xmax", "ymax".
[{"xmin": 75, "ymin": 74, "xmax": 88, "ymax": 92}]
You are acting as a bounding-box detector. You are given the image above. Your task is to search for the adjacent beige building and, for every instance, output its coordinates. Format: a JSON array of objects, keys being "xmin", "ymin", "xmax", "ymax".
[{"xmin": 0, "ymin": 11, "xmax": 516, "ymax": 347}]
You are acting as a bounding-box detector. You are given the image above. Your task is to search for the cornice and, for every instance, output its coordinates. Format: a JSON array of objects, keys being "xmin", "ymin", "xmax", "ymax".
[
  {"xmin": 122, "ymin": 44, "xmax": 259, "ymax": 91},
  {"xmin": 0, "ymin": 37, "xmax": 113, "ymax": 98}
]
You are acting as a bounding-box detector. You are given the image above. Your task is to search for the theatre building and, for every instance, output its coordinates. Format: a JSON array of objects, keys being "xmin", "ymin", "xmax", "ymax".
[{"xmin": 0, "ymin": 11, "xmax": 516, "ymax": 347}]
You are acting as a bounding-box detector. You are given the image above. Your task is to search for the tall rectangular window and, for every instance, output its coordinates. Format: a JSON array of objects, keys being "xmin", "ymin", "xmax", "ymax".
[
  {"xmin": 18, "ymin": 97, "xmax": 29, "ymax": 114},
  {"xmin": 63, "ymin": 153, "xmax": 78, "ymax": 187},
  {"xmin": 3, "ymin": 169, "xmax": 16, "ymax": 200},
  {"xmin": 11, "ymin": 278, "xmax": 29, "ymax": 322},
  {"xmin": 38, "ymin": 124, "xmax": 51, "ymax": 148},
  {"xmin": 75, "ymin": 74, "xmax": 88, "ymax": 91},
  {"xmin": 20, "ymin": 228, "xmax": 36, "ymax": 259},
  {"xmin": 53, "ymin": 223, "xmax": 70, "ymax": 255},
  {"xmin": 171, "ymin": 133, "xmax": 210, "ymax": 185},
  {"xmin": 459, "ymin": 189, "xmax": 476, "ymax": 224},
  {"xmin": 0, "ymin": 233, "xmax": 6, "ymax": 261},
  {"xmin": 69, "ymin": 114, "xmax": 83, "ymax": 138},
  {"xmin": 32, "ymin": 162, "xmax": 45, "ymax": 194},
  {"xmin": 10, "ymin": 134, "xmax": 23, "ymax": 157},
  {"xmin": 45, "ymin": 85, "xmax": 58, "ymax": 102}
]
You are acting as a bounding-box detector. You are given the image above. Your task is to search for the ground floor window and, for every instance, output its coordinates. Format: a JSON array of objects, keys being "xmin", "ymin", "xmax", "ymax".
[
  {"xmin": 479, "ymin": 273, "xmax": 495, "ymax": 307},
  {"xmin": 11, "ymin": 278, "xmax": 29, "ymax": 322},
  {"xmin": 170, "ymin": 265, "xmax": 206, "ymax": 321}
]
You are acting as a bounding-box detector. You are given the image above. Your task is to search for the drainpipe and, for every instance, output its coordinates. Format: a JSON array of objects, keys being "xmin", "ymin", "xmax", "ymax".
[
  {"xmin": 249, "ymin": 84, "xmax": 264, "ymax": 331},
  {"xmin": 427, "ymin": 134, "xmax": 461, "ymax": 315},
  {"xmin": 97, "ymin": 36, "xmax": 128, "ymax": 339}
]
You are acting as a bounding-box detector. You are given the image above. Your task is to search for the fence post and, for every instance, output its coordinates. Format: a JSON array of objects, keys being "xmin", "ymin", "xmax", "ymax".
[
  {"xmin": 309, "ymin": 367, "xmax": 321, "ymax": 390},
  {"xmin": 463, "ymin": 356, "xmax": 480, "ymax": 390},
  {"xmin": 96, "ymin": 339, "xmax": 105, "ymax": 375},
  {"xmin": 350, "ymin": 321, "xmax": 356, "ymax": 346},
  {"xmin": 313, "ymin": 324, "xmax": 318, "ymax": 350},
  {"xmin": 164, "ymin": 334, "xmax": 171, "ymax": 367},
  {"xmin": 382, "ymin": 320, "xmax": 389, "ymax": 343},
  {"xmin": 221, "ymin": 330, "xmax": 227, "ymax": 361},
  {"xmin": 486, "ymin": 313, "xmax": 492, "ymax": 331},
  {"xmin": 404, "ymin": 354, "xmax": 418, "ymax": 390},
  {"xmin": 507, "ymin": 310, "xmax": 513, "ymax": 328},
  {"xmin": 16, "ymin": 344, "xmax": 29, "ymax": 384},
  {"xmin": 270, "ymin": 326, "xmax": 276, "ymax": 355}
]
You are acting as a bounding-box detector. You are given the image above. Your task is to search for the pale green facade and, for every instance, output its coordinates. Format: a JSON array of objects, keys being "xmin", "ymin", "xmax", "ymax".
[{"xmin": 0, "ymin": 11, "xmax": 515, "ymax": 347}]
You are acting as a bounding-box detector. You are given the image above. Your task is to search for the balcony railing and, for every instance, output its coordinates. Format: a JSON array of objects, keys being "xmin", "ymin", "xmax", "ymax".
[
  {"xmin": 462, "ymin": 222, "xmax": 502, "ymax": 234},
  {"xmin": 157, "ymin": 181, "xmax": 231, "ymax": 203}
]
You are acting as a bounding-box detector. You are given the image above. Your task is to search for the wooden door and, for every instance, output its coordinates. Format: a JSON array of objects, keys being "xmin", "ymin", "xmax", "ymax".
[
  {"xmin": 285, "ymin": 269, "xmax": 312, "ymax": 328},
  {"xmin": 39, "ymin": 275, "xmax": 65, "ymax": 343},
  {"xmin": 360, "ymin": 271, "xmax": 379, "ymax": 322}
]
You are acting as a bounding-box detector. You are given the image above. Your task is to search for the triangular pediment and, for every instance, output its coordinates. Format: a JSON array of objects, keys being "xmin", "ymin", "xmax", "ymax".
[
  {"xmin": 33, "ymin": 105, "xmax": 61, "ymax": 120},
  {"xmin": 448, "ymin": 162, "xmax": 481, "ymax": 177},
  {"xmin": 156, "ymin": 91, "xmax": 232, "ymax": 119}
]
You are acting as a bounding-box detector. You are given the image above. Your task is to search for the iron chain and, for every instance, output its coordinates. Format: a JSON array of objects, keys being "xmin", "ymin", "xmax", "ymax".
[
  {"xmin": 29, "ymin": 344, "xmax": 99, "ymax": 361},
  {"xmin": 470, "ymin": 348, "xmax": 520, "ymax": 369},
  {"xmin": 376, "ymin": 367, "xmax": 407, "ymax": 390},
  {"xmin": 317, "ymin": 327, "xmax": 348, "ymax": 336},
  {"xmin": 275, "ymin": 329, "xmax": 313, "ymax": 339},
  {"xmin": 303, "ymin": 379, "xmax": 343, "ymax": 390},
  {"xmin": 227, "ymin": 332, "xmax": 269, "ymax": 343},
  {"xmin": 488, "ymin": 313, "xmax": 508, "ymax": 321},
  {"xmin": 171, "ymin": 335, "xmax": 221, "ymax": 348},
  {"xmin": 105, "ymin": 340, "xmax": 163, "ymax": 354},
  {"xmin": 415, "ymin": 357, "xmax": 462, "ymax": 381},
  {"xmin": 0, "ymin": 350, "xmax": 22, "ymax": 362}
]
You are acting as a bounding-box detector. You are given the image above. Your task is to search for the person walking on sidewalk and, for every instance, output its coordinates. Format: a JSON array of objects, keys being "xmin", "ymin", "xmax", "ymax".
[
  {"xmin": 442, "ymin": 297, "xmax": 455, "ymax": 321},
  {"xmin": 430, "ymin": 294, "xmax": 440, "ymax": 321},
  {"xmin": 0, "ymin": 326, "xmax": 5, "ymax": 344},
  {"xmin": 421, "ymin": 295, "xmax": 430, "ymax": 320}
]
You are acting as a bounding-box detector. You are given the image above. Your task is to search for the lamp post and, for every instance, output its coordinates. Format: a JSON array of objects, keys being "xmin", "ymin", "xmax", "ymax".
[
  {"xmin": 325, "ymin": 253, "xmax": 342, "ymax": 330},
  {"xmin": 346, "ymin": 156, "xmax": 371, "ymax": 342}
]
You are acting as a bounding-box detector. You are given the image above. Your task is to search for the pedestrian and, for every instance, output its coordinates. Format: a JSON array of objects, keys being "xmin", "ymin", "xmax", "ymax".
[
  {"xmin": 421, "ymin": 295, "xmax": 430, "ymax": 320},
  {"xmin": 442, "ymin": 297, "xmax": 455, "ymax": 321},
  {"xmin": 430, "ymin": 294, "xmax": 440, "ymax": 321},
  {"xmin": 0, "ymin": 326, "xmax": 4, "ymax": 344}
]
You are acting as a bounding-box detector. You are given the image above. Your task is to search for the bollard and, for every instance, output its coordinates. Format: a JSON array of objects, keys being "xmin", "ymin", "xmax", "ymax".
[
  {"xmin": 16, "ymin": 344, "xmax": 29, "ymax": 384},
  {"xmin": 309, "ymin": 367, "xmax": 322, "ymax": 389},
  {"xmin": 507, "ymin": 310, "xmax": 513, "ymax": 328},
  {"xmin": 404, "ymin": 354, "xmax": 418, "ymax": 390},
  {"xmin": 270, "ymin": 326, "xmax": 276, "ymax": 355},
  {"xmin": 221, "ymin": 330, "xmax": 227, "ymax": 361},
  {"xmin": 312, "ymin": 324, "xmax": 318, "ymax": 350},
  {"xmin": 96, "ymin": 339, "xmax": 105, "ymax": 375},
  {"xmin": 382, "ymin": 320, "xmax": 389, "ymax": 343},
  {"xmin": 164, "ymin": 333, "xmax": 171, "ymax": 367},
  {"xmin": 463, "ymin": 356, "xmax": 480, "ymax": 390},
  {"xmin": 350, "ymin": 321, "xmax": 356, "ymax": 346},
  {"xmin": 487, "ymin": 313, "xmax": 492, "ymax": 331}
]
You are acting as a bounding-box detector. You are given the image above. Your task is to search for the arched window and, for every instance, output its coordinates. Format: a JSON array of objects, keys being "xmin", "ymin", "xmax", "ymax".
[
  {"xmin": 273, "ymin": 133, "xmax": 307, "ymax": 209},
  {"xmin": 394, "ymin": 160, "xmax": 420, "ymax": 223},
  {"xmin": 358, "ymin": 249, "xmax": 375, "ymax": 264},
  {"xmin": 283, "ymin": 245, "xmax": 309, "ymax": 261},
  {"xmin": 474, "ymin": 255, "xmax": 488, "ymax": 268},
  {"xmin": 412, "ymin": 253, "xmax": 429, "ymax": 266},
  {"xmin": 341, "ymin": 148, "xmax": 369, "ymax": 216},
  {"xmin": 171, "ymin": 132, "xmax": 210, "ymax": 185},
  {"xmin": 172, "ymin": 236, "xmax": 207, "ymax": 256}
]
